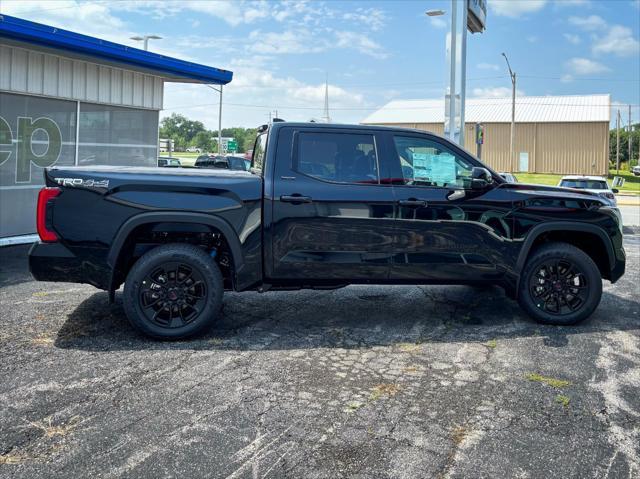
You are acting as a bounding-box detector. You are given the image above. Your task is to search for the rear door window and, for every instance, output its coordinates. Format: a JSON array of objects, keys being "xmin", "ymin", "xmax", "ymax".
[{"xmin": 296, "ymin": 132, "xmax": 379, "ymax": 184}]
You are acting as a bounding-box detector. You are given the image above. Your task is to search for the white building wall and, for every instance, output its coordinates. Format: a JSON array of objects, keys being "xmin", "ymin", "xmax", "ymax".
[{"xmin": 0, "ymin": 43, "xmax": 164, "ymax": 109}]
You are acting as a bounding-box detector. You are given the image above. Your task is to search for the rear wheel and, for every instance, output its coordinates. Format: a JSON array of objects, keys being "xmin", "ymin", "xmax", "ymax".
[
  {"xmin": 518, "ymin": 242, "xmax": 602, "ymax": 325},
  {"xmin": 123, "ymin": 244, "xmax": 223, "ymax": 339}
]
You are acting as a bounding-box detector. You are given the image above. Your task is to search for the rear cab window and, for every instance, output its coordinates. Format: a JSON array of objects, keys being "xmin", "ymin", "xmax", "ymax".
[
  {"xmin": 295, "ymin": 131, "xmax": 379, "ymax": 184},
  {"xmin": 251, "ymin": 132, "xmax": 268, "ymax": 174}
]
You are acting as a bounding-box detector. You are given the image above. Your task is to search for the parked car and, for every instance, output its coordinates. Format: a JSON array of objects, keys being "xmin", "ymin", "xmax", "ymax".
[
  {"xmin": 219, "ymin": 156, "xmax": 251, "ymax": 171},
  {"xmin": 557, "ymin": 175, "xmax": 618, "ymax": 206},
  {"xmin": 30, "ymin": 122, "xmax": 625, "ymax": 339},
  {"xmin": 498, "ymin": 172, "xmax": 518, "ymax": 183},
  {"xmin": 194, "ymin": 155, "xmax": 225, "ymax": 168},
  {"xmin": 632, "ymin": 165, "xmax": 640, "ymax": 177},
  {"xmin": 186, "ymin": 147, "xmax": 201, "ymax": 153},
  {"xmin": 157, "ymin": 157, "xmax": 181, "ymax": 168}
]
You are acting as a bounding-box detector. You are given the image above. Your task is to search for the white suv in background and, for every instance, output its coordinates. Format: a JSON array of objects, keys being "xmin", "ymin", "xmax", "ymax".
[
  {"xmin": 632, "ymin": 165, "xmax": 640, "ymax": 177},
  {"xmin": 558, "ymin": 175, "xmax": 618, "ymax": 206}
]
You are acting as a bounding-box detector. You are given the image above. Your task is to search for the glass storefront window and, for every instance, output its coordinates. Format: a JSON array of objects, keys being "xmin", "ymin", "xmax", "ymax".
[
  {"xmin": 77, "ymin": 103, "xmax": 158, "ymax": 167},
  {"xmin": 0, "ymin": 92, "xmax": 77, "ymax": 237}
]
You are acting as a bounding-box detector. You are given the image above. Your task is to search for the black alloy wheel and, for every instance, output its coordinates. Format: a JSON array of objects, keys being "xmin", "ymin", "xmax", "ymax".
[
  {"xmin": 124, "ymin": 244, "xmax": 223, "ymax": 339},
  {"xmin": 518, "ymin": 242, "xmax": 602, "ymax": 325},
  {"xmin": 139, "ymin": 262, "xmax": 207, "ymax": 328},
  {"xmin": 529, "ymin": 259, "xmax": 589, "ymax": 316}
]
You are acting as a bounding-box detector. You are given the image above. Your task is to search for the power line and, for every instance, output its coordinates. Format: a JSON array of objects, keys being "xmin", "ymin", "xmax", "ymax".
[{"xmin": 163, "ymin": 100, "xmax": 640, "ymax": 112}]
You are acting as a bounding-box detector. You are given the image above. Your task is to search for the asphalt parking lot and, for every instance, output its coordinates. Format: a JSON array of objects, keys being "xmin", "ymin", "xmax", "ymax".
[{"xmin": 1, "ymin": 229, "xmax": 639, "ymax": 478}]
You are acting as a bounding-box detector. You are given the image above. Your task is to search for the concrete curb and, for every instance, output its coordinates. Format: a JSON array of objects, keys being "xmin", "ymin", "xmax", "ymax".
[{"xmin": 616, "ymin": 195, "xmax": 640, "ymax": 206}]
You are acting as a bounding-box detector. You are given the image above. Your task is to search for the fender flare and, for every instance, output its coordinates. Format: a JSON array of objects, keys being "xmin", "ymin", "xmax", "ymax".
[
  {"xmin": 515, "ymin": 221, "xmax": 615, "ymax": 273},
  {"xmin": 107, "ymin": 211, "xmax": 244, "ymax": 293}
]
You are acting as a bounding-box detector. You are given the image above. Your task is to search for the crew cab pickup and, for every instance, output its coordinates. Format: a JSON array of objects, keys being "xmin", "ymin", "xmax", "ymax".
[{"xmin": 30, "ymin": 122, "xmax": 626, "ymax": 339}]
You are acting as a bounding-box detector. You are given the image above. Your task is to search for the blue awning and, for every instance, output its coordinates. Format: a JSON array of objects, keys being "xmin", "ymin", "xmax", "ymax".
[{"xmin": 0, "ymin": 14, "xmax": 232, "ymax": 84}]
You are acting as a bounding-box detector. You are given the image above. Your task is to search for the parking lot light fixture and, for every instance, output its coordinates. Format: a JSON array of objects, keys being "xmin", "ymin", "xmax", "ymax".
[
  {"xmin": 130, "ymin": 35, "xmax": 162, "ymax": 51},
  {"xmin": 426, "ymin": 9, "xmax": 446, "ymax": 16}
]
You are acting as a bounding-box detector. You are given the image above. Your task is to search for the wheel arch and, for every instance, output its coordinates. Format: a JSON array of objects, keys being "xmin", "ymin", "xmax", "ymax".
[
  {"xmin": 107, "ymin": 212, "xmax": 244, "ymax": 298},
  {"xmin": 516, "ymin": 222, "xmax": 615, "ymax": 280}
]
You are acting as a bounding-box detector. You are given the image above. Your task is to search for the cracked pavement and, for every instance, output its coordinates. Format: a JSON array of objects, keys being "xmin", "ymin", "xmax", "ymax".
[{"xmin": 1, "ymin": 229, "xmax": 639, "ymax": 478}]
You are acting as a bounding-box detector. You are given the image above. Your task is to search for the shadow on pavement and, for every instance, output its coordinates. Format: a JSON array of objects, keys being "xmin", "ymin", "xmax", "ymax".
[
  {"xmin": 0, "ymin": 244, "xmax": 33, "ymax": 288},
  {"xmin": 54, "ymin": 283, "xmax": 639, "ymax": 352}
]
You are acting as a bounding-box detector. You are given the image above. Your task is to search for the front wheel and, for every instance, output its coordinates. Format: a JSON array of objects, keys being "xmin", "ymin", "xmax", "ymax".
[
  {"xmin": 518, "ymin": 242, "xmax": 602, "ymax": 325},
  {"xmin": 123, "ymin": 244, "xmax": 223, "ymax": 339}
]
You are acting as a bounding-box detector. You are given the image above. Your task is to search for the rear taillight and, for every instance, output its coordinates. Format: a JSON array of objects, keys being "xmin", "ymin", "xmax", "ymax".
[{"xmin": 36, "ymin": 187, "xmax": 61, "ymax": 242}]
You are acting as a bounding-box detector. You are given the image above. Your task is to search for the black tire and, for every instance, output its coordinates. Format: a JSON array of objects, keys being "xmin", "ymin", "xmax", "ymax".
[
  {"xmin": 518, "ymin": 242, "xmax": 602, "ymax": 325},
  {"xmin": 123, "ymin": 243, "xmax": 223, "ymax": 339}
]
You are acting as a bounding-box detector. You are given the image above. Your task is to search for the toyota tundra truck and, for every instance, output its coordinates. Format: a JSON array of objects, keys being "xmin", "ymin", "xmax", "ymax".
[{"xmin": 29, "ymin": 122, "xmax": 626, "ymax": 339}]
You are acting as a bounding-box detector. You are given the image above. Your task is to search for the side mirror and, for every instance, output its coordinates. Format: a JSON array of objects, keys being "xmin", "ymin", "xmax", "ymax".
[
  {"xmin": 470, "ymin": 167, "xmax": 493, "ymax": 190},
  {"xmin": 612, "ymin": 188, "xmax": 619, "ymax": 194}
]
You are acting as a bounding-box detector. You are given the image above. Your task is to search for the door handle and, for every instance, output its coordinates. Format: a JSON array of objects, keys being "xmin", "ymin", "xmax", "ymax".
[
  {"xmin": 398, "ymin": 199, "xmax": 427, "ymax": 207},
  {"xmin": 280, "ymin": 194, "xmax": 313, "ymax": 204}
]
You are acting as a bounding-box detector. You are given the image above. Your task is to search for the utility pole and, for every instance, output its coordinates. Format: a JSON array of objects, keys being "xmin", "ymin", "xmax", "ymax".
[
  {"xmin": 502, "ymin": 52, "xmax": 516, "ymax": 173},
  {"xmin": 218, "ymin": 85, "xmax": 223, "ymax": 154},
  {"xmin": 616, "ymin": 109, "xmax": 620, "ymax": 174}
]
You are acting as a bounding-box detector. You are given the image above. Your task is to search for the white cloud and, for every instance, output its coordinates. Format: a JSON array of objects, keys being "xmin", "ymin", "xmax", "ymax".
[
  {"xmin": 568, "ymin": 14, "xmax": 607, "ymax": 30},
  {"xmin": 555, "ymin": 0, "xmax": 591, "ymax": 6},
  {"xmin": 565, "ymin": 57, "xmax": 610, "ymax": 75},
  {"xmin": 0, "ymin": 0, "xmax": 125, "ymax": 39},
  {"xmin": 563, "ymin": 33, "xmax": 581, "ymax": 44},
  {"xmin": 527, "ymin": 35, "xmax": 538, "ymax": 43},
  {"xmin": 248, "ymin": 29, "xmax": 324, "ymax": 55},
  {"xmin": 490, "ymin": 0, "xmax": 547, "ymax": 18},
  {"xmin": 342, "ymin": 7, "xmax": 387, "ymax": 31},
  {"xmin": 592, "ymin": 25, "xmax": 640, "ymax": 57},
  {"xmin": 162, "ymin": 62, "xmax": 369, "ymax": 127},
  {"xmin": 472, "ymin": 87, "xmax": 525, "ymax": 98},
  {"xmin": 245, "ymin": 28, "xmax": 388, "ymax": 59},
  {"xmin": 429, "ymin": 17, "xmax": 447, "ymax": 29},
  {"xmin": 334, "ymin": 31, "xmax": 388, "ymax": 59},
  {"xmin": 477, "ymin": 63, "xmax": 500, "ymax": 71}
]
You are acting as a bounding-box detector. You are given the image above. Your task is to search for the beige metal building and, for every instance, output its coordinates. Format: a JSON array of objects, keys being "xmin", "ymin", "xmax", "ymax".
[{"xmin": 361, "ymin": 94, "xmax": 610, "ymax": 175}]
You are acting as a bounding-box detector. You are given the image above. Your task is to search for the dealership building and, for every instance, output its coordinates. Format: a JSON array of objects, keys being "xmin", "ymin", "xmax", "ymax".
[
  {"xmin": 0, "ymin": 14, "xmax": 232, "ymax": 244},
  {"xmin": 362, "ymin": 94, "xmax": 611, "ymax": 175}
]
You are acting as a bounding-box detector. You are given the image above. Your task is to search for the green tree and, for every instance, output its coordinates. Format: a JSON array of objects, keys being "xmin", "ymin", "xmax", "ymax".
[
  {"xmin": 159, "ymin": 113, "xmax": 207, "ymax": 150},
  {"xmin": 192, "ymin": 131, "xmax": 214, "ymax": 152},
  {"xmin": 609, "ymin": 123, "xmax": 640, "ymax": 168}
]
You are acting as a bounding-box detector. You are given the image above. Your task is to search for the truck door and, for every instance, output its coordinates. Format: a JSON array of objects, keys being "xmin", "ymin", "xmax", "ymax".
[
  {"xmin": 269, "ymin": 127, "xmax": 396, "ymax": 282},
  {"xmin": 382, "ymin": 132, "xmax": 513, "ymax": 282}
]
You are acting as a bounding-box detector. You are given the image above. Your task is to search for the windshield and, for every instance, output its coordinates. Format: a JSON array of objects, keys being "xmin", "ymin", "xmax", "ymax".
[{"xmin": 560, "ymin": 179, "xmax": 608, "ymax": 190}]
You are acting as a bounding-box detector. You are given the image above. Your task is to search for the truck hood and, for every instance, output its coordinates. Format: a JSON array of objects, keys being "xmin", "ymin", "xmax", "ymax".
[{"xmin": 496, "ymin": 182, "xmax": 608, "ymax": 205}]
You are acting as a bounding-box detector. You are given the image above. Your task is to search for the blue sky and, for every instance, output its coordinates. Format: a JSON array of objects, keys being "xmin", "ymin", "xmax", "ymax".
[{"xmin": 2, "ymin": 0, "xmax": 639, "ymax": 128}]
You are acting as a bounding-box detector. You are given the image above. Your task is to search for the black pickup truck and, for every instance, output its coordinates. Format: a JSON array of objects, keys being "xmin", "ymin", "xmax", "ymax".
[{"xmin": 30, "ymin": 122, "xmax": 625, "ymax": 339}]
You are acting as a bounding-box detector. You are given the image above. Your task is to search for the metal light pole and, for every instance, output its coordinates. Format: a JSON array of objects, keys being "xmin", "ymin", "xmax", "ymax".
[
  {"xmin": 502, "ymin": 52, "xmax": 516, "ymax": 172},
  {"xmin": 207, "ymin": 85, "xmax": 224, "ymax": 154},
  {"xmin": 130, "ymin": 35, "xmax": 162, "ymax": 51},
  {"xmin": 629, "ymin": 104, "xmax": 633, "ymax": 166},
  {"xmin": 428, "ymin": 1, "xmax": 469, "ymax": 147},
  {"xmin": 616, "ymin": 109, "xmax": 621, "ymax": 174}
]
